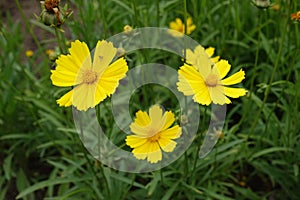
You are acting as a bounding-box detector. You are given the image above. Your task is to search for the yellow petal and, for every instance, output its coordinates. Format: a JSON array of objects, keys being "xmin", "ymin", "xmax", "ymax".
[
  {"xmin": 132, "ymin": 143, "xmax": 149, "ymax": 160},
  {"xmin": 205, "ymin": 47, "xmax": 215, "ymax": 57},
  {"xmin": 126, "ymin": 135, "xmax": 148, "ymax": 148},
  {"xmin": 52, "ymin": 40, "xmax": 92, "ymax": 87},
  {"xmin": 193, "ymin": 45, "xmax": 213, "ymax": 77},
  {"xmin": 187, "ymin": 24, "xmax": 196, "ymax": 34},
  {"xmin": 129, "ymin": 123, "xmax": 149, "ymax": 137},
  {"xmin": 98, "ymin": 57, "xmax": 128, "ymax": 96},
  {"xmin": 185, "ymin": 49, "xmax": 196, "ymax": 65},
  {"xmin": 177, "ymin": 64, "xmax": 213, "ymax": 105},
  {"xmin": 147, "ymin": 143, "xmax": 162, "ymax": 163},
  {"xmin": 177, "ymin": 73, "xmax": 194, "ymax": 95},
  {"xmin": 158, "ymin": 137, "xmax": 177, "ymax": 152},
  {"xmin": 175, "ymin": 18, "xmax": 183, "ymax": 26},
  {"xmin": 72, "ymin": 84, "xmax": 96, "ymax": 111},
  {"xmin": 92, "ymin": 40, "xmax": 117, "ymax": 74},
  {"xmin": 134, "ymin": 111, "xmax": 151, "ymax": 126},
  {"xmin": 149, "ymin": 105, "xmax": 162, "ymax": 128},
  {"xmin": 224, "ymin": 87, "xmax": 247, "ymax": 98},
  {"xmin": 161, "ymin": 111, "xmax": 175, "ymax": 131},
  {"xmin": 222, "ymin": 69, "xmax": 245, "ymax": 86},
  {"xmin": 208, "ymin": 85, "xmax": 231, "ymax": 105},
  {"xmin": 132, "ymin": 141, "xmax": 152, "ymax": 154},
  {"xmin": 193, "ymin": 82, "xmax": 212, "ymax": 105},
  {"xmin": 68, "ymin": 40, "xmax": 92, "ymax": 72},
  {"xmin": 57, "ymin": 89, "xmax": 73, "ymax": 107},
  {"xmin": 160, "ymin": 125, "xmax": 182, "ymax": 140},
  {"xmin": 211, "ymin": 56, "xmax": 220, "ymax": 63},
  {"xmin": 94, "ymin": 83, "xmax": 108, "ymax": 106},
  {"xmin": 50, "ymin": 68, "xmax": 78, "ymax": 87},
  {"xmin": 169, "ymin": 21, "xmax": 179, "ymax": 30},
  {"xmin": 168, "ymin": 29, "xmax": 184, "ymax": 37},
  {"xmin": 214, "ymin": 60, "xmax": 231, "ymax": 79},
  {"xmin": 186, "ymin": 17, "xmax": 193, "ymax": 26}
]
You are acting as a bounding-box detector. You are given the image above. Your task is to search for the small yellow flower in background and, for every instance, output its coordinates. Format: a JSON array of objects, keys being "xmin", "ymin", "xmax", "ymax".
[
  {"xmin": 50, "ymin": 40, "xmax": 128, "ymax": 111},
  {"xmin": 168, "ymin": 17, "xmax": 196, "ymax": 37},
  {"xmin": 291, "ymin": 11, "xmax": 300, "ymax": 21},
  {"xmin": 123, "ymin": 25, "xmax": 133, "ymax": 34},
  {"xmin": 177, "ymin": 45, "xmax": 246, "ymax": 105},
  {"xmin": 126, "ymin": 105, "xmax": 182, "ymax": 163},
  {"xmin": 25, "ymin": 50, "xmax": 33, "ymax": 58},
  {"xmin": 46, "ymin": 49, "xmax": 54, "ymax": 55},
  {"xmin": 271, "ymin": 3, "xmax": 280, "ymax": 11},
  {"xmin": 46, "ymin": 49, "xmax": 57, "ymax": 60}
]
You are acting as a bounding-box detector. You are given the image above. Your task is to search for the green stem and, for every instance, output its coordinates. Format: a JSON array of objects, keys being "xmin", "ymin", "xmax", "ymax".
[
  {"xmin": 156, "ymin": 0, "xmax": 160, "ymax": 27},
  {"xmin": 97, "ymin": 105, "xmax": 111, "ymax": 199},
  {"xmin": 249, "ymin": 8, "xmax": 290, "ymax": 135},
  {"xmin": 132, "ymin": 0, "xmax": 140, "ymax": 27},
  {"xmin": 54, "ymin": 27, "xmax": 65, "ymax": 54},
  {"xmin": 99, "ymin": 0, "xmax": 108, "ymax": 38}
]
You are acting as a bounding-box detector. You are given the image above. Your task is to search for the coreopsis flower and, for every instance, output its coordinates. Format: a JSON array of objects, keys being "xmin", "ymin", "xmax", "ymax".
[
  {"xmin": 168, "ymin": 17, "xmax": 196, "ymax": 37},
  {"xmin": 46, "ymin": 49, "xmax": 57, "ymax": 60},
  {"xmin": 25, "ymin": 50, "xmax": 33, "ymax": 58},
  {"xmin": 271, "ymin": 4, "xmax": 280, "ymax": 11},
  {"xmin": 177, "ymin": 45, "xmax": 246, "ymax": 105},
  {"xmin": 291, "ymin": 11, "xmax": 300, "ymax": 21},
  {"xmin": 126, "ymin": 105, "xmax": 182, "ymax": 163},
  {"xmin": 123, "ymin": 25, "xmax": 133, "ymax": 34},
  {"xmin": 50, "ymin": 40, "xmax": 128, "ymax": 111}
]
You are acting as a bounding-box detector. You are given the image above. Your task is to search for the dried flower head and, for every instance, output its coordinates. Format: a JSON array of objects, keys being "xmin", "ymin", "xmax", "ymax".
[{"xmin": 39, "ymin": 0, "xmax": 72, "ymax": 27}]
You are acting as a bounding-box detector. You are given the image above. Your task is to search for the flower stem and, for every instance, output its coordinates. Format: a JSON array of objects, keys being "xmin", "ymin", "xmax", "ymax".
[
  {"xmin": 54, "ymin": 27, "xmax": 65, "ymax": 54},
  {"xmin": 99, "ymin": 0, "xmax": 108, "ymax": 38},
  {"xmin": 249, "ymin": 3, "xmax": 290, "ymax": 135}
]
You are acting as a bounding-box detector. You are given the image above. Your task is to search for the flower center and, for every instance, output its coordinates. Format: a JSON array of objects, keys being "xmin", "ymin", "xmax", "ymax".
[
  {"xmin": 179, "ymin": 25, "xmax": 185, "ymax": 33},
  {"xmin": 148, "ymin": 130, "xmax": 161, "ymax": 142},
  {"xmin": 205, "ymin": 74, "xmax": 219, "ymax": 87},
  {"xmin": 83, "ymin": 70, "xmax": 98, "ymax": 84}
]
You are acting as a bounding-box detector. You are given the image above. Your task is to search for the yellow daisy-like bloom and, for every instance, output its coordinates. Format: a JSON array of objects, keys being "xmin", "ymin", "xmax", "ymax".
[
  {"xmin": 50, "ymin": 40, "xmax": 128, "ymax": 111},
  {"xmin": 123, "ymin": 25, "xmax": 133, "ymax": 34},
  {"xmin": 126, "ymin": 105, "xmax": 182, "ymax": 163},
  {"xmin": 168, "ymin": 17, "xmax": 196, "ymax": 37},
  {"xmin": 177, "ymin": 45, "xmax": 246, "ymax": 105},
  {"xmin": 25, "ymin": 50, "xmax": 33, "ymax": 58},
  {"xmin": 291, "ymin": 11, "xmax": 300, "ymax": 21}
]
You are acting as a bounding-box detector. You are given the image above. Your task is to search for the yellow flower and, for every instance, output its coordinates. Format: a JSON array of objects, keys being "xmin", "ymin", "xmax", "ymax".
[
  {"xmin": 46, "ymin": 49, "xmax": 54, "ymax": 55},
  {"xmin": 123, "ymin": 25, "xmax": 133, "ymax": 34},
  {"xmin": 177, "ymin": 45, "xmax": 246, "ymax": 105},
  {"xmin": 25, "ymin": 50, "xmax": 33, "ymax": 58},
  {"xmin": 168, "ymin": 17, "xmax": 196, "ymax": 37},
  {"xmin": 126, "ymin": 105, "xmax": 182, "ymax": 163},
  {"xmin": 50, "ymin": 40, "xmax": 128, "ymax": 111},
  {"xmin": 291, "ymin": 11, "xmax": 300, "ymax": 21},
  {"xmin": 46, "ymin": 49, "xmax": 57, "ymax": 60},
  {"xmin": 271, "ymin": 4, "xmax": 280, "ymax": 11}
]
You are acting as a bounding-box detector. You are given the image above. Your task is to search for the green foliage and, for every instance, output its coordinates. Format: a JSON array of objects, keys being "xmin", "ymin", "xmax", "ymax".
[{"xmin": 1, "ymin": 0, "xmax": 300, "ymax": 199}]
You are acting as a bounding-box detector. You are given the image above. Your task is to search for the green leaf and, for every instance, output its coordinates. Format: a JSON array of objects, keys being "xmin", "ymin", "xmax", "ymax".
[{"xmin": 16, "ymin": 177, "xmax": 91, "ymax": 199}]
